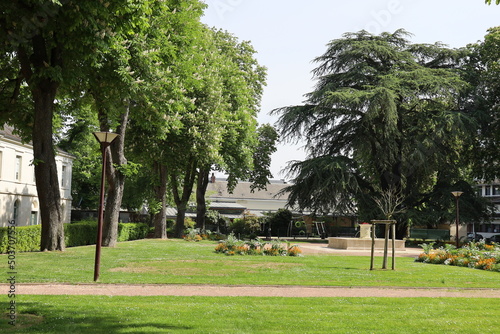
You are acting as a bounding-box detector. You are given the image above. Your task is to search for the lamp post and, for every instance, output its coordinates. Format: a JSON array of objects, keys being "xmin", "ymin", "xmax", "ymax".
[
  {"xmin": 93, "ymin": 132, "xmax": 119, "ymax": 281},
  {"xmin": 451, "ymin": 191, "xmax": 464, "ymax": 248}
]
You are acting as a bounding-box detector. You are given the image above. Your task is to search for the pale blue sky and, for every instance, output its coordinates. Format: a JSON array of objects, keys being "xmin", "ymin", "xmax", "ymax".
[{"xmin": 201, "ymin": 1, "xmax": 500, "ymax": 179}]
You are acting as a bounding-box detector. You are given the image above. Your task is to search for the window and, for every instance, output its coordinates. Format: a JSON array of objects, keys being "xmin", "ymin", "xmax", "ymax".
[
  {"xmin": 485, "ymin": 186, "xmax": 491, "ymax": 196},
  {"xmin": 61, "ymin": 165, "xmax": 66, "ymax": 187},
  {"xmin": 15, "ymin": 155, "xmax": 22, "ymax": 181},
  {"xmin": 0, "ymin": 151, "xmax": 3, "ymax": 178},
  {"xmin": 30, "ymin": 211, "xmax": 38, "ymax": 225},
  {"xmin": 13, "ymin": 200, "xmax": 19, "ymax": 222},
  {"xmin": 493, "ymin": 185, "xmax": 500, "ymax": 196}
]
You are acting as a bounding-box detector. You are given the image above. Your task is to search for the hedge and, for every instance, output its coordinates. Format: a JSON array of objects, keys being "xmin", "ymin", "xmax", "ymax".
[
  {"xmin": 0, "ymin": 221, "xmax": 149, "ymax": 253},
  {"xmin": 0, "ymin": 225, "xmax": 41, "ymax": 253}
]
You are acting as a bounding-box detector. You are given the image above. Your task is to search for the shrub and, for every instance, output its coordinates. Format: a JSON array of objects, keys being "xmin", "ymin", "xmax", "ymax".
[
  {"xmin": 0, "ymin": 221, "xmax": 149, "ymax": 253},
  {"xmin": 65, "ymin": 220, "xmax": 97, "ymax": 247},
  {"xmin": 184, "ymin": 228, "xmax": 203, "ymax": 242},
  {"xmin": 230, "ymin": 215, "xmax": 261, "ymax": 238},
  {"xmin": 0, "ymin": 225, "xmax": 41, "ymax": 253},
  {"xmin": 117, "ymin": 223, "xmax": 149, "ymax": 241}
]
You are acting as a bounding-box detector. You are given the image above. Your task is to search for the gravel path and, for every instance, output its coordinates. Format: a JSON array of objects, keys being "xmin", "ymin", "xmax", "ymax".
[
  {"xmin": 12, "ymin": 283, "xmax": 500, "ymax": 298},
  {"xmin": 7, "ymin": 244, "xmax": 500, "ymax": 298}
]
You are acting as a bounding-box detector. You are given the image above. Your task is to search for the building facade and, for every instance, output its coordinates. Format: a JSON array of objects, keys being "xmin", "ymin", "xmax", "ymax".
[
  {"xmin": 472, "ymin": 182, "xmax": 500, "ymax": 239},
  {"xmin": 206, "ymin": 176, "xmax": 289, "ymax": 217},
  {"xmin": 0, "ymin": 126, "xmax": 73, "ymax": 227}
]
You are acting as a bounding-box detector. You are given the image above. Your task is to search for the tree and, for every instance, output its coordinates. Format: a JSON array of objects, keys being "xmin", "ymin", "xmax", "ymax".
[
  {"xmin": 485, "ymin": 0, "xmax": 500, "ymax": 4},
  {"xmin": 0, "ymin": 0, "xmax": 145, "ymax": 251},
  {"xmin": 193, "ymin": 30, "xmax": 269, "ymax": 231},
  {"xmin": 467, "ymin": 27, "xmax": 500, "ymax": 181},
  {"xmin": 273, "ymin": 30, "xmax": 480, "ymax": 236}
]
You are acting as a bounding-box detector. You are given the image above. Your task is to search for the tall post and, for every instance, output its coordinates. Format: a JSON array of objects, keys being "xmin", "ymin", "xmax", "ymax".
[
  {"xmin": 94, "ymin": 143, "xmax": 107, "ymax": 281},
  {"xmin": 382, "ymin": 223, "xmax": 389, "ymax": 269},
  {"xmin": 451, "ymin": 191, "xmax": 463, "ymax": 248},
  {"xmin": 370, "ymin": 222, "xmax": 375, "ymax": 270},
  {"xmin": 391, "ymin": 222, "xmax": 396, "ymax": 270},
  {"xmin": 93, "ymin": 132, "xmax": 119, "ymax": 282}
]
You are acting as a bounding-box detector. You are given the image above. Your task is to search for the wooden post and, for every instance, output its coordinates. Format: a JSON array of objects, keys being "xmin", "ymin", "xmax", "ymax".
[
  {"xmin": 392, "ymin": 222, "xmax": 396, "ymax": 270},
  {"xmin": 382, "ymin": 223, "xmax": 389, "ymax": 269},
  {"xmin": 370, "ymin": 220, "xmax": 397, "ymax": 271}
]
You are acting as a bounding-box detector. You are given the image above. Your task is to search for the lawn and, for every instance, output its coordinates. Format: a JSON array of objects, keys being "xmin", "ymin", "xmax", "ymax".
[
  {"xmin": 2, "ymin": 295, "xmax": 500, "ymax": 333},
  {"xmin": 8, "ymin": 239, "xmax": 500, "ymax": 288},
  {"xmin": 3, "ymin": 239, "xmax": 500, "ymax": 333}
]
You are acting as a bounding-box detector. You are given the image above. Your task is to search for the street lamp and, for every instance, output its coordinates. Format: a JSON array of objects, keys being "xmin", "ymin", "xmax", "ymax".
[
  {"xmin": 93, "ymin": 131, "xmax": 119, "ymax": 281},
  {"xmin": 451, "ymin": 191, "xmax": 464, "ymax": 248}
]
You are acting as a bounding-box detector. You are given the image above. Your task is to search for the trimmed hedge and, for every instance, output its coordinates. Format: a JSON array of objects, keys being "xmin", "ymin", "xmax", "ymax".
[
  {"xmin": 0, "ymin": 221, "xmax": 149, "ymax": 253},
  {"xmin": 0, "ymin": 225, "xmax": 41, "ymax": 253},
  {"xmin": 117, "ymin": 223, "xmax": 150, "ymax": 242},
  {"xmin": 65, "ymin": 220, "xmax": 98, "ymax": 247}
]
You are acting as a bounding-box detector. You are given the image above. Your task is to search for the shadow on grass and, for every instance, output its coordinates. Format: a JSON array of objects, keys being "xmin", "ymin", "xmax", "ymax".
[{"xmin": 11, "ymin": 302, "xmax": 193, "ymax": 334}]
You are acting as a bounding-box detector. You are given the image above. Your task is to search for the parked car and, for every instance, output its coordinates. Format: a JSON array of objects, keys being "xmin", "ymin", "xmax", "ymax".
[
  {"xmin": 467, "ymin": 233, "xmax": 484, "ymax": 242},
  {"xmin": 489, "ymin": 235, "xmax": 500, "ymax": 243}
]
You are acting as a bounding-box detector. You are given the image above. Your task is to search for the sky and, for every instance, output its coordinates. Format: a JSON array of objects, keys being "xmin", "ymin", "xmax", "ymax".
[{"xmin": 200, "ymin": 0, "xmax": 500, "ymax": 180}]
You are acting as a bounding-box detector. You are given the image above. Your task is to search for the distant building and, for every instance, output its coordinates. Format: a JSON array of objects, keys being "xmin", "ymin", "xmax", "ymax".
[
  {"xmin": 472, "ymin": 182, "xmax": 500, "ymax": 238},
  {"xmin": 0, "ymin": 126, "xmax": 73, "ymax": 227},
  {"xmin": 206, "ymin": 175, "xmax": 290, "ymax": 217}
]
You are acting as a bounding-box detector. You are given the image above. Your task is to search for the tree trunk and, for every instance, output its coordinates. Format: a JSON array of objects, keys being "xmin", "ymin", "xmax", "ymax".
[
  {"xmin": 101, "ymin": 105, "xmax": 129, "ymax": 247},
  {"xmin": 171, "ymin": 157, "xmax": 197, "ymax": 238},
  {"xmin": 18, "ymin": 36, "xmax": 65, "ymax": 251},
  {"xmin": 196, "ymin": 168, "xmax": 210, "ymax": 232},
  {"xmin": 33, "ymin": 85, "xmax": 65, "ymax": 251},
  {"xmin": 153, "ymin": 162, "xmax": 168, "ymax": 239}
]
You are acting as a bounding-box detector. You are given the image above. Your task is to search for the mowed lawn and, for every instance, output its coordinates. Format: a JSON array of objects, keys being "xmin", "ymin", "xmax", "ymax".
[
  {"xmin": 8, "ymin": 239, "xmax": 500, "ymax": 288},
  {"xmin": 3, "ymin": 295, "xmax": 500, "ymax": 334},
  {"xmin": 3, "ymin": 239, "xmax": 500, "ymax": 333}
]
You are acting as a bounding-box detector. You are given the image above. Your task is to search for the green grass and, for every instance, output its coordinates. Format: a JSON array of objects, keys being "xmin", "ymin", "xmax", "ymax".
[
  {"xmin": 2, "ymin": 295, "xmax": 500, "ymax": 333},
  {"xmin": 3, "ymin": 239, "xmax": 500, "ymax": 333},
  {"xmin": 8, "ymin": 239, "xmax": 499, "ymax": 288}
]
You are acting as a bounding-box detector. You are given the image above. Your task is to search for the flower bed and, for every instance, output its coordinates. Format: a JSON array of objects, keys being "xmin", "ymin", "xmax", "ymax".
[
  {"xmin": 415, "ymin": 241, "xmax": 500, "ymax": 271},
  {"xmin": 214, "ymin": 234, "xmax": 302, "ymax": 256}
]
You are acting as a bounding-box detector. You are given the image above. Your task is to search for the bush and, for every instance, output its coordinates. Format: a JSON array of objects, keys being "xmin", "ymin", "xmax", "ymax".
[
  {"xmin": 0, "ymin": 221, "xmax": 149, "ymax": 253},
  {"xmin": 266, "ymin": 209, "xmax": 292, "ymax": 237},
  {"xmin": 117, "ymin": 223, "xmax": 149, "ymax": 242},
  {"xmin": 65, "ymin": 220, "xmax": 97, "ymax": 247},
  {"xmin": 0, "ymin": 225, "xmax": 41, "ymax": 253},
  {"xmin": 230, "ymin": 215, "xmax": 261, "ymax": 238}
]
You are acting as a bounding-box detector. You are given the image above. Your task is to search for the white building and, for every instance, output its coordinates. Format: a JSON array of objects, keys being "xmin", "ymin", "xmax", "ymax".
[
  {"xmin": 472, "ymin": 182, "xmax": 500, "ymax": 239},
  {"xmin": 0, "ymin": 126, "xmax": 73, "ymax": 227}
]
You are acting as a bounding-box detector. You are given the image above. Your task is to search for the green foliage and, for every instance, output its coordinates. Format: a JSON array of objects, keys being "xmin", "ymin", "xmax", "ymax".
[
  {"xmin": 229, "ymin": 215, "xmax": 261, "ymax": 238},
  {"xmin": 467, "ymin": 27, "xmax": 500, "ymax": 181},
  {"xmin": 117, "ymin": 223, "xmax": 149, "ymax": 242},
  {"xmin": 0, "ymin": 225, "xmax": 41, "ymax": 253},
  {"xmin": 0, "ymin": 221, "xmax": 149, "ymax": 253},
  {"xmin": 266, "ymin": 209, "xmax": 293, "ymax": 236},
  {"xmin": 65, "ymin": 220, "xmax": 98, "ymax": 247},
  {"xmin": 273, "ymin": 29, "xmax": 485, "ymax": 233}
]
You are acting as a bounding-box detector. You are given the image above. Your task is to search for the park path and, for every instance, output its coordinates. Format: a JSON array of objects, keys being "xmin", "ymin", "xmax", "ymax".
[
  {"xmin": 7, "ymin": 244, "xmax": 500, "ymax": 298},
  {"xmin": 11, "ymin": 283, "xmax": 500, "ymax": 298}
]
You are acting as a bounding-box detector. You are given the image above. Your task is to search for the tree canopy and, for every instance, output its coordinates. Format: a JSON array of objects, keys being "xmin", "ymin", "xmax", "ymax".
[{"xmin": 273, "ymin": 29, "xmax": 487, "ymax": 234}]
